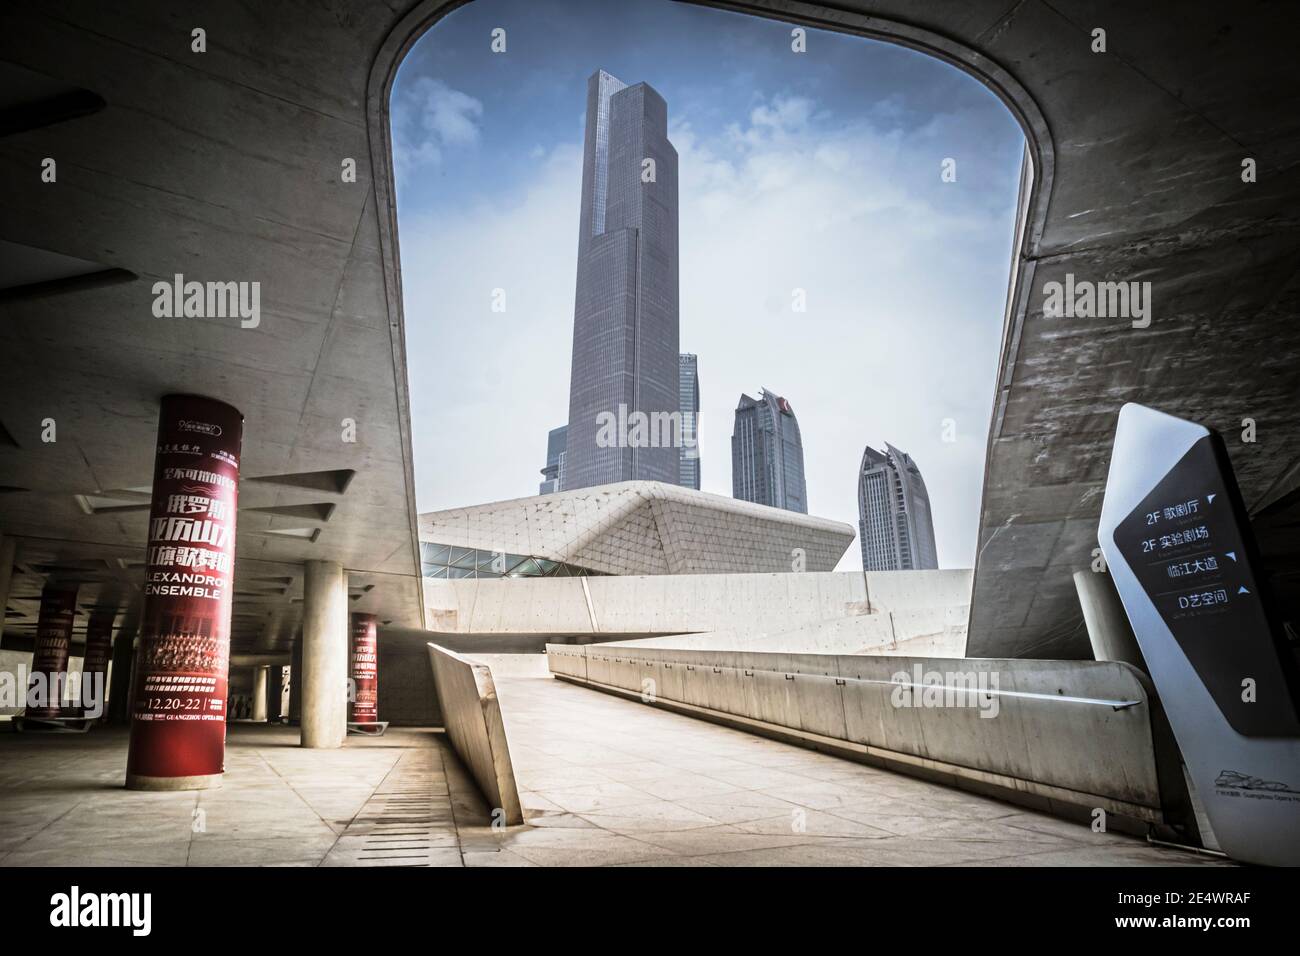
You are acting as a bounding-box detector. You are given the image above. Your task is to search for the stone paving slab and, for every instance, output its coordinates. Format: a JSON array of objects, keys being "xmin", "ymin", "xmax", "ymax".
[{"xmin": 0, "ymin": 679, "xmax": 1236, "ymax": 867}]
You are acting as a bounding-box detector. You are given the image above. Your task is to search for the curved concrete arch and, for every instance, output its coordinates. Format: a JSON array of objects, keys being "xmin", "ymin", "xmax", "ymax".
[
  {"xmin": 363, "ymin": 0, "xmax": 1055, "ymax": 657},
  {"xmin": 5, "ymin": 2, "xmax": 1292, "ymax": 669},
  {"xmin": 364, "ymin": 1, "xmax": 1300, "ymax": 660},
  {"xmin": 364, "ymin": 0, "xmax": 1055, "ymax": 271}
]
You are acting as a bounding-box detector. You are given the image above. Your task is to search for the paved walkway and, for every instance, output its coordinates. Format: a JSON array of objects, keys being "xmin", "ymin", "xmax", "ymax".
[
  {"xmin": 0, "ymin": 676, "xmax": 1230, "ymax": 867},
  {"xmin": 0, "ymin": 724, "xmax": 463, "ymax": 866},
  {"xmin": 482, "ymin": 677, "xmax": 1229, "ymax": 867}
]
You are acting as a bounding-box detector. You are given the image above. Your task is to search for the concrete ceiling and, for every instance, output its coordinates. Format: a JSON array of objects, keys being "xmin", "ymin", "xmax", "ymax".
[
  {"xmin": 1, "ymin": 0, "xmax": 1296, "ymax": 662},
  {"xmin": 0, "ymin": 0, "xmax": 426, "ymax": 658}
]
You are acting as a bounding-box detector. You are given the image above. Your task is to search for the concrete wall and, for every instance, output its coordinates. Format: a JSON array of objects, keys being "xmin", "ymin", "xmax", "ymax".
[
  {"xmin": 426, "ymin": 644, "xmax": 522, "ymax": 825},
  {"xmin": 548, "ymin": 644, "xmax": 1183, "ymax": 832},
  {"xmin": 614, "ymin": 606, "xmax": 966, "ymax": 657},
  {"xmin": 378, "ymin": 638, "xmax": 440, "ymax": 726},
  {"xmin": 463, "ymin": 653, "xmax": 552, "ymax": 679},
  {"xmin": 425, "ymin": 570, "xmax": 971, "ymax": 654}
]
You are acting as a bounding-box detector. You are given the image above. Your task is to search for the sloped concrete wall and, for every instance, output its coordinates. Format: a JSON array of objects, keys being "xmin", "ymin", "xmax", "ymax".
[
  {"xmin": 426, "ymin": 644, "xmax": 522, "ymax": 824},
  {"xmin": 548, "ymin": 645, "xmax": 1171, "ymax": 829}
]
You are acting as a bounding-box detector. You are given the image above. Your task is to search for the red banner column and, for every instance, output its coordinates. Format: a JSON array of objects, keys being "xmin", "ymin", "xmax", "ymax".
[
  {"xmin": 80, "ymin": 610, "xmax": 114, "ymax": 719},
  {"xmin": 26, "ymin": 583, "xmax": 78, "ymax": 719},
  {"xmin": 126, "ymin": 394, "xmax": 243, "ymax": 791},
  {"xmin": 349, "ymin": 613, "xmax": 378, "ymax": 724}
]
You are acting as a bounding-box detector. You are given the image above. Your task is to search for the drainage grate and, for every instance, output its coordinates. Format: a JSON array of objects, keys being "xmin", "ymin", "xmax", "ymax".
[{"xmin": 320, "ymin": 750, "xmax": 462, "ymax": 867}]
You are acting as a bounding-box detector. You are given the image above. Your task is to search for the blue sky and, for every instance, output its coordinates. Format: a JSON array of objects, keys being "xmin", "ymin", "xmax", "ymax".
[{"xmin": 393, "ymin": 0, "xmax": 1025, "ymax": 570}]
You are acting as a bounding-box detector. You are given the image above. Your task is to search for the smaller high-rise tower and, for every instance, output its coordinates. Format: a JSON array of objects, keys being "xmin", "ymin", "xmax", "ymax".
[
  {"xmin": 679, "ymin": 354, "xmax": 700, "ymax": 490},
  {"xmin": 539, "ymin": 425, "xmax": 567, "ymax": 495},
  {"xmin": 731, "ymin": 389, "xmax": 807, "ymax": 514},
  {"xmin": 857, "ymin": 443, "xmax": 938, "ymax": 570}
]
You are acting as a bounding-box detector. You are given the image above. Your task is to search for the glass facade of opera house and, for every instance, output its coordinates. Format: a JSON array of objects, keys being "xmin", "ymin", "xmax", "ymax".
[{"xmin": 419, "ymin": 542, "xmax": 605, "ymax": 580}]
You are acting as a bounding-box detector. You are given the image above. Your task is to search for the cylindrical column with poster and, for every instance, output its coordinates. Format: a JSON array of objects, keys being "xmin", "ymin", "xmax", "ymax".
[
  {"xmin": 80, "ymin": 609, "xmax": 115, "ymax": 719},
  {"xmin": 349, "ymin": 613, "xmax": 379, "ymax": 725},
  {"xmin": 26, "ymin": 583, "xmax": 78, "ymax": 719},
  {"xmin": 125, "ymin": 394, "xmax": 243, "ymax": 791}
]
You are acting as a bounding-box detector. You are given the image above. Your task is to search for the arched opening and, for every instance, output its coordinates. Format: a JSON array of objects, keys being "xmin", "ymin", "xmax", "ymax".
[{"xmin": 367, "ymin": 0, "xmax": 1048, "ymax": 628}]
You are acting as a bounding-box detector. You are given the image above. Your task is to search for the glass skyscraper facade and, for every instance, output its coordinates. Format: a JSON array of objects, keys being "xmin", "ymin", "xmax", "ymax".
[
  {"xmin": 679, "ymin": 353, "xmax": 700, "ymax": 490},
  {"xmin": 539, "ymin": 424, "xmax": 567, "ymax": 495},
  {"xmin": 858, "ymin": 443, "xmax": 939, "ymax": 571},
  {"xmin": 731, "ymin": 389, "xmax": 807, "ymax": 514},
  {"xmin": 564, "ymin": 70, "xmax": 680, "ymax": 491}
]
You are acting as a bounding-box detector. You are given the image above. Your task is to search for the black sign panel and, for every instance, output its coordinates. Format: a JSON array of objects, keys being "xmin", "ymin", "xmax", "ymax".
[{"xmin": 1112, "ymin": 434, "xmax": 1300, "ymax": 736}]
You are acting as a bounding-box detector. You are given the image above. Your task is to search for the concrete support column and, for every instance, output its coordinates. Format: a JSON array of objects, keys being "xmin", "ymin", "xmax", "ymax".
[
  {"xmin": 1073, "ymin": 569, "xmax": 1148, "ymax": 670},
  {"xmin": 80, "ymin": 610, "xmax": 115, "ymax": 719},
  {"xmin": 349, "ymin": 613, "xmax": 378, "ymax": 724},
  {"xmin": 251, "ymin": 666, "xmax": 269, "ymax": 722},
  {"xmin": 107, "ymin": 629, "xmax": 136, "ymax": 725},
  {"xmin": 301, "ymin": 560, "xmax": 348, "ymax": 748},
  {"xmin": 267, "ymin": 665, "xmax": 285, "ymax": 722},
  {"xmin": 126, "ymin": 394, "xmax": 243, "ymax": 791},
  {"xmin": 0, "ymin": 534, "xmax": 16, "ymax": 630},
  {"xmin": 26, "ymin": 582, "xmax": 78, "ymax": 718},
  {"xmin": 288, "ymin": 636, "xmax": 302, "ymax": 725}
]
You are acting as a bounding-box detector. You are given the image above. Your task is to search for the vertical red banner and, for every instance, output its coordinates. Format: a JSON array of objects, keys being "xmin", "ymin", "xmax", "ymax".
[
  {"xmin": 26, "ymin": 583, "xmax": 78, "ymax": 719},
  {"xmin": 349, "ymin": 613, "xmax": 378, "ymax": 723},
  {"xmin": 80, "ymin": 610, "xmax": 114, "ymax": 718},
  {"xmin": 126, "ymin": 394, "xmax": 243, "ymax": 790}
]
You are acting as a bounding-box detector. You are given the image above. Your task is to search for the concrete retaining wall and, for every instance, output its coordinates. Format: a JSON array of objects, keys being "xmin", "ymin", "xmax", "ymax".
[
  {"xmin": 426, "ymin": 643, "xmax": 522, "ymax": 825},
  {"xmin": 548, "ymin": 645, "xmax": 1174, "ymax": 830}
]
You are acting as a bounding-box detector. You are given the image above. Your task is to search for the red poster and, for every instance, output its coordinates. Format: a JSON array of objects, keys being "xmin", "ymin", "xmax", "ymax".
[
  {"xmin": 349, "ymin": 613, "xmax": 378, "ymax": 722},
  {"xmin": 126, "ymin": 394, "xmax": 243, "ymax": 787},
  {"xmin": 81, "ymin": 611, "xmax": 114, "ymax": 716},
  {"xmin": 26, "ymin": 583, "xmax": 78, "ymax": 719}
]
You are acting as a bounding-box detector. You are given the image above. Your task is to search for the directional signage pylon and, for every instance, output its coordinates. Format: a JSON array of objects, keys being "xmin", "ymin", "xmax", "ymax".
[{"xmin": 1098, "ymin": 403, "xmax": 1300, "ymax": 866}]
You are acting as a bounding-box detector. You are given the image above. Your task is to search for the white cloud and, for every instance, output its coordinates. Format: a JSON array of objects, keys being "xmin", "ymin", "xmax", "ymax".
[{"xmin": 393, "ymin": 77, "xmax": 484, "ymax": 173}]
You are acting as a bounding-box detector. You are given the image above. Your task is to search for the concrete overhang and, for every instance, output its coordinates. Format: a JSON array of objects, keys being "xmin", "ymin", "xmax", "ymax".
[
  {"xmin": 2, "ymin": 1, "xmax": 1296, "ymax": 662},
  {"xmin": 0, "ymin": 2, "xmax": 427, "ymax": 657}
]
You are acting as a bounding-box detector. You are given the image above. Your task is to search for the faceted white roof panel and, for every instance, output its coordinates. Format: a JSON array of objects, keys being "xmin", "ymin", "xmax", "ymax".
[{"xmin": 419, "ymin": 481, "xmax": 854, "ymax": 575}]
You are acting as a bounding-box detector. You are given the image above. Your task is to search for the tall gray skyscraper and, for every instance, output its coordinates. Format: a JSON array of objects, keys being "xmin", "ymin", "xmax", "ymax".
[
  {"xmin": 539, "ymin": 424, "xmax": 567, "ymax": 495},
  {"xmin": 858, "ymin": 443, "xmax": 938, "ymax": 570},
  {"xmin": 731, "ymin": 389, "xmax": 807, "ymax": 514},
  {"xmin": 679, "ymin": 353, "xmax": 700, "ymax": 490},
  {"xmin": 563, "ymin": 69, "xmax": 680, "ymax": 491}
]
